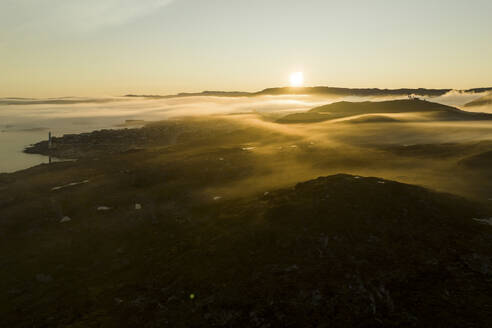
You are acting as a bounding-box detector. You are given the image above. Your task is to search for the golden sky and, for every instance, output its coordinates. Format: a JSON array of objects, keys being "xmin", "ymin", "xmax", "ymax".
[{"xmin": 1, "ymin": 0, "xmax": 491, "ymax": 97}]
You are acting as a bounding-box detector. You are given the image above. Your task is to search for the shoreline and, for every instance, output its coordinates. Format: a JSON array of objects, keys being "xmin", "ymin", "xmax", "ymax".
[
  {"xmin": 1, "ymin": 113, "xmax": 492, "ymax": 327},
  {"xmin": 0, "ymin": 120, "xmax": 148, "ymax": 174}
]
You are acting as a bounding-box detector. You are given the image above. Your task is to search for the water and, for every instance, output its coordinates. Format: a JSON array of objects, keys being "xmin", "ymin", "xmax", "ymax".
[
  {"xmin": 0, "ymin": 130, "xmax": 52, "ymax": 172},
  {"xmin": 0, "ymin": 95, "xmax": 330, "ymax": 173},
  {"xmin": 0, "ymin": 99, "xmax": 135, "ymax": 173}
]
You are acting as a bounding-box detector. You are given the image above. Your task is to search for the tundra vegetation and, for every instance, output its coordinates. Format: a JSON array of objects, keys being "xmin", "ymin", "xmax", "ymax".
[{"xmin": 1, "ymin": 99, "xmax": 492, "ymax": 327}]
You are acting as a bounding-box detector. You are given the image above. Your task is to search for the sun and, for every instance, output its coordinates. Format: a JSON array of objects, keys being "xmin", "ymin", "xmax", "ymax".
[{"xmin": 289, "ymin": 72, "xmax": 304, "ymax": 87}]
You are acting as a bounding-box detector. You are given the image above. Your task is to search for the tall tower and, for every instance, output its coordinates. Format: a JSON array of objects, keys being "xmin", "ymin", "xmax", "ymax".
[{"xmin": 48, "ymin": 131, "xmax": 52, "ymax": 149}]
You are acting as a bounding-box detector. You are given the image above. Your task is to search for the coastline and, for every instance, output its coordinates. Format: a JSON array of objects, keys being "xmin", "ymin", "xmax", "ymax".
[{"xmin": 1, "ymin": 114, "xmax": 492, "ymax": 327}]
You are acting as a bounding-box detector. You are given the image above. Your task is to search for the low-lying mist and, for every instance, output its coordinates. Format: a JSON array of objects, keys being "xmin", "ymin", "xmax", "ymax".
[
  {"xmin": 176, "ymin": 113, "xmax": 492, "ymax": 202},
  {"xmin": 1, "ymin": 89, "xmax": 487, "ymax": 132},
  {"xmin": 1, "ymin": 90, "xmax": 492, "ymax": 195}
]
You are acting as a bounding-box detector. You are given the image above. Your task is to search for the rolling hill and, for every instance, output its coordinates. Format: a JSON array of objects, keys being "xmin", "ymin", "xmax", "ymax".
[
  {"xmin": 1, "ymin": 168, "xmax": 491, "ymax": 327},
  {"xmin": 278, "ymin": 99, "xmax": 492, "ymax": 123},
  {"xmin": 464, "ymin": 92, "xmax": 492, "ymax": 107},
  {"xmin": 3, "ymin": 113, "xmax": 492, "ymax": 327},
  {"xmin": 125, "ymin": 86, "xmax": 492, "ymax": 100}
]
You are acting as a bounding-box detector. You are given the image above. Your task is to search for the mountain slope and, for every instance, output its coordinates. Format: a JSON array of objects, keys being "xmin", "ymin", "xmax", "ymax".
[
  {"xmin": 464, "ymin": 92, "xmax": 492, "ymax": 107},
  {"xmin": 124, "ymin": 87, "xmax": 492, "ymax": 100},
  {"xmin": 278, "ymin": 99, "xmax": 492, "ymax": 123},
  {"xmin": 0, "ymin": 171, "xmax": 491, "ymax": 327},
  {"xmin": 255, "ymin": 86, "xmax": 450, "ymax": 97}
]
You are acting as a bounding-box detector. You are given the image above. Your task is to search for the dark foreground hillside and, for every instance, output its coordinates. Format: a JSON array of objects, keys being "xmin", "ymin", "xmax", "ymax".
[
  {"xmin": 1, "ymin": 170, "xmax": 491, "ymax": 327},
  {"xmin": 2, "ymin": 117, "xmax": 492, "ymax": 327}
]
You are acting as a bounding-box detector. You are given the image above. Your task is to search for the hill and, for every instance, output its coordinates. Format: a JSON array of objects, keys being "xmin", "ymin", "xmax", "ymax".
[
  {"xmin": 278, "ymin": 99, "xmax": 492, "ymax": 123},
  {"xmin": 464, "ymin": 92, "xmax": 492, "ymax": 107},
  {"xmin": 254, "ymin": 86, "xmax": 450, "ymax": 97},
  {"xmin": 4, "ymin": 116, "xmax": 492, "ymax": 327},
  {"xmin": 1, "ymin": 167, "xmax": 491, "ymax": 327},
  {"xmin": 125, "ymin": 87, "xmax": 492, "ymax": 100},
  {"xmin": 340, "ymin": 115, "xmax": 400, "ymax": 124},
  {"xmin": 459, "ymin": 150, "xmax": 492, "ymax": 168}
]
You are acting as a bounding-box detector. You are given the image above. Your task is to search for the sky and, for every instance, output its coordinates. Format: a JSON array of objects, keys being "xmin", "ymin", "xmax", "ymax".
[{"xmin": 0, "ymin": 0, "xmax": 491, "ymax": 97}]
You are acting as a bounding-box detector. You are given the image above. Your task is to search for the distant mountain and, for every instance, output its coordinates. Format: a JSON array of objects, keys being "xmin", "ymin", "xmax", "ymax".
[
  {"xmin": 254, "ymin": 86, "xmax": 451, "ymax": 97},
  {"xmin": 0, "ymin": 97, "xmax": 122, "ymax": 105},
  {"xmin": 277, "ymin": 99, "xmax": 492, "ymax": 123},
  {"xmin": 125, "ymin": 91, "xmax": 252, "ymax": 98},
  {"xmin": 126, "ymin": 86, "xmax": 492, "ymax": 99},
  {"xmin": 464, "ymin": 92, "xmax": 492, "ymax": 107},
  {"xmin": 466, "ymin": 87, "xmax": 492, "ymax": 93}
]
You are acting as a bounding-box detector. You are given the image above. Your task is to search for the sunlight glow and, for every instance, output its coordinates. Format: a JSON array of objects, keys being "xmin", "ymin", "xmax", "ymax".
[{"xmin": 289, "ymin": 72, "xmax": 304, "ymax": 87}]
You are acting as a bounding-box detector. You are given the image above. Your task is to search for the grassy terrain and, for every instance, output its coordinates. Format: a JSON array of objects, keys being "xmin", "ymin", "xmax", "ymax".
[
  {"xmin": 1, "ymin": 114, "xmax": 492, "ymax": 327},
  {"xmin": 278, "ymin": 99, "xmax": 492, "ymax": 123}
]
